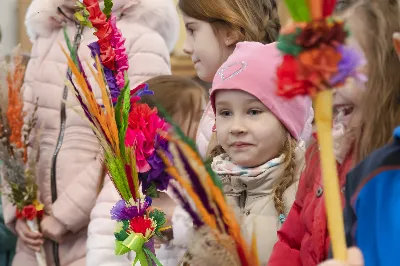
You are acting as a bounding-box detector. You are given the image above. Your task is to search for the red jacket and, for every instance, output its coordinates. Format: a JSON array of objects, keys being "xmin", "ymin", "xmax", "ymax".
[{"xmin": 268, "ymin": 144, "xmax": 353, "ymax": 266}]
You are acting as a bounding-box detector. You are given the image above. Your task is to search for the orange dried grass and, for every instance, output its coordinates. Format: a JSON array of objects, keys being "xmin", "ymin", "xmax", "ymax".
[{"xmin": 5, "ymin": 47, "xmax": 27, "ymax": 160}]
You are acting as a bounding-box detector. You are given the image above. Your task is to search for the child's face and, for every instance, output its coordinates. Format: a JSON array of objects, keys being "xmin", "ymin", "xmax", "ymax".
[
  {"xmin": 182, "ymin": 15, "xmax": 233, "ymax": 82},
  {"xmin": 215, "ymin": 90, "xmax": 284, "ymax": 168},
  {"xmin": 333, "ymin": 76, "xmax": 365, "ymax": 128}
]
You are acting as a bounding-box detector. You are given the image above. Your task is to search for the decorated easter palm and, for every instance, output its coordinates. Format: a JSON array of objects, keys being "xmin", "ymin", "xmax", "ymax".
[
  {"xmin": 62, "ymin": 0, "xmax": 173, "ymax": 265},
  {"xmin": 276, "ymin": 0, "xmax": 364, "ymax": 261},
  {"xmin": 0, "ymin": 47, "xmax": 45, "ymax": 266}
]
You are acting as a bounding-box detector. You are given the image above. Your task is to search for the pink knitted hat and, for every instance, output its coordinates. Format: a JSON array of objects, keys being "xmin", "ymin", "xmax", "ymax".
[{"xmin": 210, "ymin": 42, "xmax": 311, "ymax": 141}]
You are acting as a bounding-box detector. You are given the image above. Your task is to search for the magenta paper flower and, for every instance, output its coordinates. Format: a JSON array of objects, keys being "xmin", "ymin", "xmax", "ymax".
[
  {"xmin": 109, "ymin": 15, "xmax": 129, "ymax": 88},
  {"xmin": 125, "ymin": 103, "xmax": 169, "ymax": 173}
]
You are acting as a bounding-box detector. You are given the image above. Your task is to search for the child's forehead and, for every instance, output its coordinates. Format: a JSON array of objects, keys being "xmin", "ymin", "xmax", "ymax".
[
  {"xmin": 182, "ymin": 14, "xmax": 201, "ymax": 24},
  {"xmin": 214, "ymin": 89, "xmax": 263, "ymax": 105}
]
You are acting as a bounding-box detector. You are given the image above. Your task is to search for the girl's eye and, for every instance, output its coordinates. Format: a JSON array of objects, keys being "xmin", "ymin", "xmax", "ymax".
[
  {"xmin": 219, "ymin": 110, "xmax": 232, "ymax": 117},
  {"xmin": 248, "ymin": 109, "xmax": 262, "ymax": 116},
  {"xmin": 187, "ymin": 28, "xmax": 194, "ymax": 36}
]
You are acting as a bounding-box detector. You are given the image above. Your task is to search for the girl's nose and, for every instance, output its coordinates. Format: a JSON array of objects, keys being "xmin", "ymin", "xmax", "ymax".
[
  {"xmin": 229, "ymin": 118, "xmax": 247, "ymax": 135},
  {"xmin": 183, "ymin": 38, "xmax": 193, "ymax": 56}
]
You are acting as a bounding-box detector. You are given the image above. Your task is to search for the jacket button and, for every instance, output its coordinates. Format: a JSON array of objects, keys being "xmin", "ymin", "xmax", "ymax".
[
  {"xmin": 316, "ymin": 187, "xmax": 323, "ymax": 197},
  {"xmin": 245, "ymin": 210, "xmax": 250, "ymax": 216}
]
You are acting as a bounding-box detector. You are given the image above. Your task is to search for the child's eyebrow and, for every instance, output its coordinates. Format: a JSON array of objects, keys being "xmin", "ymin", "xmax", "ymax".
[
  {"xmin": 215, "ymin": 100, "xmax": 230, "ymax": 106},
  {"xmin": 185, "ymin": 22, "xmax": 196, "ymax": 29},
  {"xmin": 216, "ymin": 99, "xmax": 259, "ymax": 106},
  {"xmin": 245, "ymin": 99, "xmax": 259, "ymax": 103}
]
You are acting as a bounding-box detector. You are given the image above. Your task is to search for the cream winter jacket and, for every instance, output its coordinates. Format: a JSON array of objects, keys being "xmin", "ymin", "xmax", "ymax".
[
  {"xmin": 1, "ymin": 0, "xmax": 179, "ymax": 265},
  {"xmin": 214, "ymin": 150, "xmax": 305, "ymax": 265}
]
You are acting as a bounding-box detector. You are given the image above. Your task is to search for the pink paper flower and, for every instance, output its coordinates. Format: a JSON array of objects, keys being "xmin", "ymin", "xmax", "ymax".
[
  {"xmin": 125, "ymin": 103, "xmax": 169, "ymax": 173},
  {"xmin": 110, "ymin": 15, "xmax": 129, "ymax": 88}
]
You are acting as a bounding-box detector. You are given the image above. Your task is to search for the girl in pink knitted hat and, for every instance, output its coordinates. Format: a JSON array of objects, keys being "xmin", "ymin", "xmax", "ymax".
[{"xmin": 209, "ymin": 41, "xmax": 311, "ymax": 264}]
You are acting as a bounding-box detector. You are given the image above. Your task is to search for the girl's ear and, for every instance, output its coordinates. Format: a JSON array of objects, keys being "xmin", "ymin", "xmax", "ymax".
[
  {"xmin": 394, "ymin": 32, "xmax": 400, "ymax": 60},
  {"xmin": 222, "ymin": 29, "xmax": 240, "ymax": 47}
]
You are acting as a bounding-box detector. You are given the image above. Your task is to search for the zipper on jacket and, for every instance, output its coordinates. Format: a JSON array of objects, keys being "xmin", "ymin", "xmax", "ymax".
[{"xmin": 50, "ymin": 23, "xmax": 84, "ymax": 266}]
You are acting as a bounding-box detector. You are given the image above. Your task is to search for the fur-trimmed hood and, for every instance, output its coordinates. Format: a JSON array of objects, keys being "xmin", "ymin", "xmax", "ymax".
[{"xmin": 25, "ymin": 0, "xmax": 179, "ymax": 51}]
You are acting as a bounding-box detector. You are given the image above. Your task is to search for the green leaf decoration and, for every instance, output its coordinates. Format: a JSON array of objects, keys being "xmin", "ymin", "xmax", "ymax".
[
  {"xmin": 277, "ymin": 32, "xmax": 303, "ymax": 56},
  {"xmin": 104, "ymin": 151, "xmax": 132, "ymax": 201},
  {"xmin": 63, "ymin": 26, "xmax": 78, "ymax": 66},
  {"xmin": 114, "ymin": 73, "xmax": 130, "ymax": 161},
  {"xmin": 149, "ymin": 209, "xmax": 166, "ymax": 231},
  {"xmin": 283, "ymin": 0, "xmax": 311, "ymax": 22},
  {"xmin": 115, "ymin": 240, "xmax": 131, "ymax": 255},
  {"xmin": 114, "ymin": 220, "xmax": 130, "ymax": 241},
  {"xmin": 114, "ymin": 229, "xmax": 129, "ymax": 242},
  {"xmin": 119, "ymin": 73, "xmax": 131, "ymax": 160},
  {"xmin": 204, "ymin": 158, "xmax": 223, "ymax": 192},
  {"xmin": 145, "ymin": 183, "xmax": 159, "ymax": 198},
  {"xmin": 103, "ymin": 0, "xmax": 114, "ymax": 19}
]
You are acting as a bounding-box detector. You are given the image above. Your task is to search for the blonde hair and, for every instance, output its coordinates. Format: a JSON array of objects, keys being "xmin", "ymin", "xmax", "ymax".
[
  {"xmin": 272, "ymin": 134, "xmax": 298, "ymax": 216},
  {"xmin": 178, "ymin": 0, "xmax": 280, "ymax": 44},
  {"xmin": 343, "ymin": 0, "xmax": 400, "ymax": 161}
]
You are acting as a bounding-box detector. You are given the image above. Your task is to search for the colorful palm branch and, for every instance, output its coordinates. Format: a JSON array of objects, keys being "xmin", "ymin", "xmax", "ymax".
[{"xmin": 276, "ymin": 0, "xmax": 365, "ymax": 261}]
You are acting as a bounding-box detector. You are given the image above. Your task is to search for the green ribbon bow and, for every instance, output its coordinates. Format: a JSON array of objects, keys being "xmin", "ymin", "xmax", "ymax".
[{"xmin": 115, "ymin": 233, "xmax": 163, "ymax": 266}]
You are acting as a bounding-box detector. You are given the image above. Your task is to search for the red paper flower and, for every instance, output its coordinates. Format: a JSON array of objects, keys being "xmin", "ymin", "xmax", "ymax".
[
  {"xmin": 129, "ymin": 216, "xmax": 155, "ymax": 236},
  {"xmin": 16, "ymin": 209, "xmax": 23, "ymax": 219},
  {"xmin": 37, "ymin": 209, "xmax": 44, "ymax": 220},
  {"xmin": 277, "ymin": 55, "xmax": 314, "ymax": 98},
  {"xmin": 22, "ymin": 205, "xmax": 37, "ymax": 220},
  {"xmin": 83, "ymin": 0, "xmax": 116, "ymax": 70},
  {"xmin": 277, "ymin": 45, "xmax": 343, "ymax": 98},
  {"xmin": 125, "ymin": 103, "xmax": 169, "ymax": 173},
  {"xmin": 298, "ymin": 45, "xmax": 342, "ymax": 88},
  {"xmin": 99, "ymin": 44, "xmax": 116, "ymax": 70}
]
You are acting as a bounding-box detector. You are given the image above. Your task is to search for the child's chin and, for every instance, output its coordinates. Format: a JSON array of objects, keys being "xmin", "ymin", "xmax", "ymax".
[{"xmin": 231, "ymin": 157, "xmax": 258, "ymax": 168}]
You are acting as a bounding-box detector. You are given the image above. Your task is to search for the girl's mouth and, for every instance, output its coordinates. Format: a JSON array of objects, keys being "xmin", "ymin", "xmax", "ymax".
[
  {"xmin": 333, "ymin": 104, "xmax": 354, "ymax": 124},
  {"xmin": 335, "ymin": 105, "xmax": 354, "ymax": 116}
]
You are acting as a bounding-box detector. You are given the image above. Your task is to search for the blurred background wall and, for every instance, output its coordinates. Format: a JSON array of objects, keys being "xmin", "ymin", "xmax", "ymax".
[{"xmin": 0, "ymin": 0, "xmax": 31, "ymax": 54}]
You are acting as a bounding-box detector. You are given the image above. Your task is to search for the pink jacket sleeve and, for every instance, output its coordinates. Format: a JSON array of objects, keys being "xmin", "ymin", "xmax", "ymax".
[
  {"xmin": 126, "ymin": 32, "xmax": 172, "ymax": 87},
  {"xmin": 51, "ymin": 156, "xmax": 103, "ymax": 234}
]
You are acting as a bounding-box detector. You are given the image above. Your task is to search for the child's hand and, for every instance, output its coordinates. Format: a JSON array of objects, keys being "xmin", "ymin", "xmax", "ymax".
[
  {"xmin": 318, "ymin": 247, "xmax": 364, "ymax": 266},
  {"xmin": 15, "ymin": 219, "xmax": 44, "ymax": 252},
  {"xmin": 40, "ymin": 215, "xmax": 67, "ymax": 244}
]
